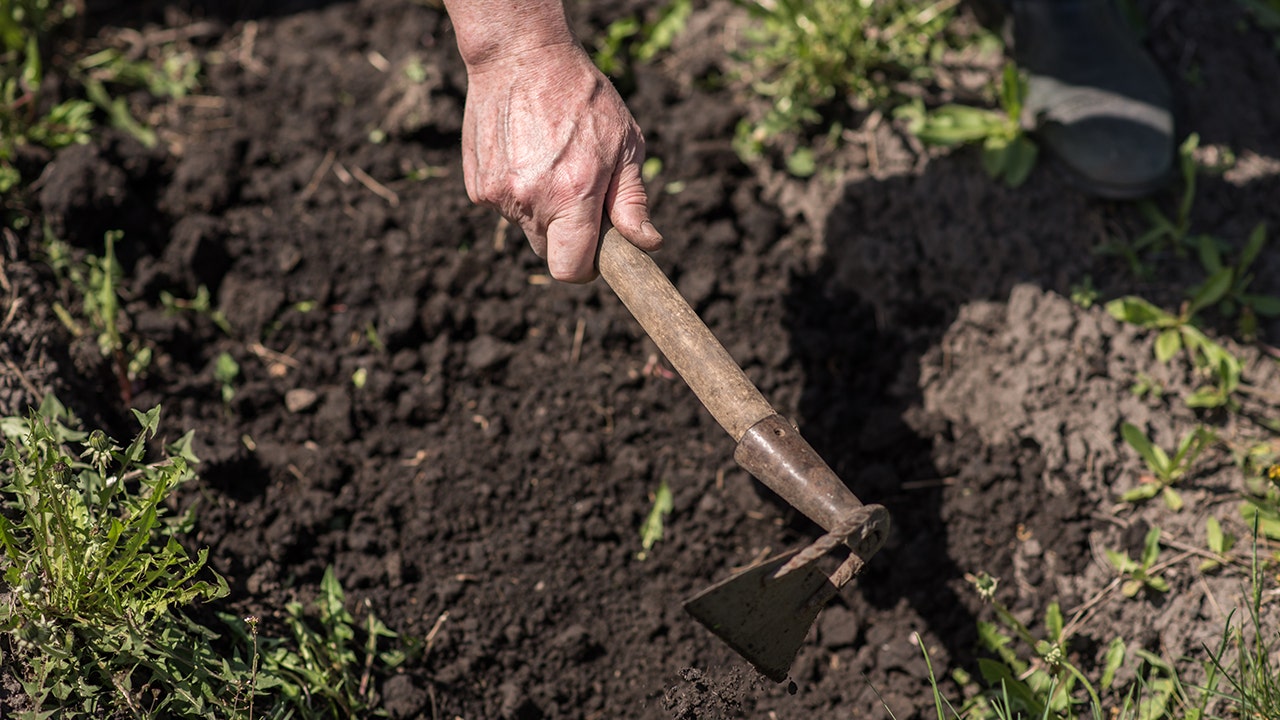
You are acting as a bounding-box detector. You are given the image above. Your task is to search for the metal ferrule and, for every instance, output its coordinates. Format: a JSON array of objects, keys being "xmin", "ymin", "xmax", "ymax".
[{"xmin": 733, "ymin": 414, "xmax": 889, "ymax": 564}]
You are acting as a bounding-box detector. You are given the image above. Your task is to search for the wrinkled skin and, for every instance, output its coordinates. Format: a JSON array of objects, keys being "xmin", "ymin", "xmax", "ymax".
[{"xmin": 460, "ymin": 43, "xmax": 662, "ymax": 282}]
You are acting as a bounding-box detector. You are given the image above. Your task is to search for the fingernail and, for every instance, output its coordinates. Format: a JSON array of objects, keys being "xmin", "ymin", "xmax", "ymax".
[{"xmin": 641, "ymin": 221, "xmax": 663, "ymax": 244}]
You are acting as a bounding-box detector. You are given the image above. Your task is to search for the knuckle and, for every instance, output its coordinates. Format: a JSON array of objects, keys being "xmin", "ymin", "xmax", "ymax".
[
  {"xmin": 507, "ymin": 174, "xmax": 538, "ymax": 204},
  {"xmin": 471, "ymin": 176, "xmax": 502, "ymax": 206},
  {"xmin": 554, "ymin": 171, "xmax": 599, "ymax": 201}
]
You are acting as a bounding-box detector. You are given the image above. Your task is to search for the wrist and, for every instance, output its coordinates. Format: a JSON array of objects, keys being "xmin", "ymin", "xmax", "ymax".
[{"xmin": 447, "ymin": 2, "xmax": 580, "ymax": 70}]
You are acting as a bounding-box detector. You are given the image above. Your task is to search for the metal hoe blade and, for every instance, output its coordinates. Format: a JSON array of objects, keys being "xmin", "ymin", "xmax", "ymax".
[
  {"xmin": 682, "ymin": 505, "xmax": 888, "ymax": 682},
  {"xmin": 683, "ymin": 549, "xmax": 829, "ymax": 683}
]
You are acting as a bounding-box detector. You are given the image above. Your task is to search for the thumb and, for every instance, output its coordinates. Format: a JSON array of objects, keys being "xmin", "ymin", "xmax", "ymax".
[{"xmin": 606, "ymin": 153, "xmax": 662, "ymax": 252}]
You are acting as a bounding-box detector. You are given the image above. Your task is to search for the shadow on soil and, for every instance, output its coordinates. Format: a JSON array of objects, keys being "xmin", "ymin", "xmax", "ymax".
[{"xmin": 780, "ymin": 42, "xmax": 1280, "ymax": 702}]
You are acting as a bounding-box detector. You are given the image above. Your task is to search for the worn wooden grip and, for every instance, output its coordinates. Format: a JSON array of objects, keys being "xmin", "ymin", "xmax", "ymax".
[{"xmin": 598, "ymin": 228, "xmax": 776, "ymax": 441}]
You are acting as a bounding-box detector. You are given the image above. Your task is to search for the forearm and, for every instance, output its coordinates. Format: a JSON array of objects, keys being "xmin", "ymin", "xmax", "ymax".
[{"xmin": 442, "ymin": 0, "xmax": 581, "ymax": 69}]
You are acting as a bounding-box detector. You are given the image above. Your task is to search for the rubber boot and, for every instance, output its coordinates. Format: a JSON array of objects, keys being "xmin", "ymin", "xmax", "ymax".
[{"xmin": 977, "ymin": 0, "xmax": 1175, "ymax": 198}]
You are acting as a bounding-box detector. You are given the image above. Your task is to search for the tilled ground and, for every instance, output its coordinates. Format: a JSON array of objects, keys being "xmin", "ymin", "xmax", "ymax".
[{"xmin": 3, "ymin": 1, "xmax": 1280, "ymax": 718}]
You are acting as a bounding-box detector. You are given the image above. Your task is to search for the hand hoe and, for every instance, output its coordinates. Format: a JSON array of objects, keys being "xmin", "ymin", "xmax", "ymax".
[{"xmin": 597, "ymin": 229, "xmax": 890, "ymax": 682}]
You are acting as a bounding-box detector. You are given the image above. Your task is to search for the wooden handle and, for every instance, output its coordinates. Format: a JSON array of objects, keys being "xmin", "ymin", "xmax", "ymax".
[{"xmin": 598, "ymin": 228, "xmax": 775, "ymax": 441}]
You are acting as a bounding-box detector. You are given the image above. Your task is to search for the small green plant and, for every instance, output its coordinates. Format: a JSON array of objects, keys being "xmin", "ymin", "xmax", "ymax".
[
  {"xmin": 0, "ymin": 0, "xmax": 91, "ymax": 192},
  {"xmin": 1233, "ymin": 439, "xmax": 1279, "ymax": 482},
  {"xmin": 1106, "ymin": 295, "xmax": 1243, "ymax": 411},
  {"xmin": 1133, "ymin": 134, "xmax": 1202, "ymax": 255},
  {"xmin": 932, "ymin": 620, "xmax": 1191, "ymax": 720},
  {"xmin": 897, "ymin": 62, "xmax": 1038, "ymax": 187},
  {"xmin": 637, "ymin": 479, "xmax": 673, "ymax": 560},
  {"xmin": 1130, "ymin": 372, "xmax": 1166, "ymax": 401},
  {"xmin": 403, "ymin": 162, "xmax": 447, "ymax": 182},
  {"xmin": 593, "ymin": 0, "xmax": 691, "ymax": 77},
  {"xmin": 0, "ymin": 396, "xmax": 236, "ymax": 717},
  {"xmin": 1119, "ymin": 422, "xmax": 1211, "ymax": 511},
  {"xmin": 1240, "ymin": 461, "xmax": 1280, "ymax": 540},
  {"xmin": 1191, "ymin": 223, "xmax": 1280, "ymax": 340},
  {"xmin": 1120, "ymin": 650, "xmax": 1195, "ymax": 720},
  {"xmin": 1199, "ymin": 531, "xmax": 1280, "ymax": 719},
  {"xmin": 365, "ymin": 322, "xmax": 386, "ymax": 353},
  {"xmin": 0, "ymin": 397, "xmax": 412, "ymax": 718},
  {"xmin": 74, "ymin": 42, "xmax": 201, "ymax": 149},
  {"xmin": 1105, "ymin": 526, "xmax": 1170, "ymax": 598},
  {"xmin": 1236, "ymin": 0, "xmax": 1280, "ymax": 34},
  {"xmin": 47, "ymin": 229, "xmax": 152, "ymax": 404},
  {"xmin": 955, "ymin": 572, "xmax": 1109, "ymax": 718},
  {"xmin": 214, "ymin": 351, "xmax": 239, "ymax": 405},
  {"xmin": 1095, "ymin": 135, "xmax": 1207, "ymax": 278},
  {"xmin": 1198, "ymin": 516, "xmax": 1237, "ymax": 572},
  {"xmin": 0, "ymin": 1, "xmax": 78, "ymax": 61},
  {"xmin": 220, "ymin": 567, "xmax": 409, "ymax": 719},
  {"xmin": 160, "ymin": 285, "xmax": 233, "ymax": 335},
  {"xmin": 1, "ymin": 1, "xmax": 199, "ymax": 193},
  {"xmin": 930, "ymin": 541, "xmax": 1278, "ymax": 719},
  {"xmin": 78, "ymin": 45, "xmax": 200, "ymax": 100},
  {"xmin": 729, "ymin": 0, "xmax": 964, "ymax": 168},
  {"xmin": 1070, "ymin": 276, "xmax": 1099, "ymax": 309}
]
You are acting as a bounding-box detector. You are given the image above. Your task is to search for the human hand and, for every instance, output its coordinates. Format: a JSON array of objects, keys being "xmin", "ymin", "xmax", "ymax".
[{"xmin": 459, "ymin": 43, "xmax": 662, "ymax": 282}]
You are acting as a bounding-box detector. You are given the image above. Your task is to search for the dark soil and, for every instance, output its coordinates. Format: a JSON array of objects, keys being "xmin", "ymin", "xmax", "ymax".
[{"xmin": 3, "ymin": 1, "xmax": 1279, "ymax": 718}]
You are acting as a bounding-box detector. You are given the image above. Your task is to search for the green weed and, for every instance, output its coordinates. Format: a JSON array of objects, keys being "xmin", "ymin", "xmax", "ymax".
[
  {"xmin": 1105, "ymin": 526, "xmax": 1170, "ymax": 598},
  {"xmin": 1236, "ymin": 0, "xmax": 1280, "ymax": 34},
  {"xmin": 931, "ymin": 529, "xmax": 1279, "ymax": 719},
  {"xmin": 1198, "ymin": 516, "xmax": 1238, "ymax": 573},
  {"xmin": 0, "ymin": 396, "xmax": 234, "ymax": 718},
  {"xmin": 1118, "ymin": 422, "xmax": 1211, "ymax": 511},
  {"xmin": 74, "ymin": 43, "xmax": 201, "ymax": 149},
  {"xmin": 78, "ymin": 45, "xmax": 200, "ymax": 101},
  {"xmin": 928, "ymin": 598, "xmax": 1191, "ymax": 720},
  {"xmin": 1106, "ymin": 296, "xmax": 1242, "ymax": 411},
  {"xmin": 214, "ymin": 352, "xmax": 239, "ymax": 405},
  {"xmin": 1191, "ymin": 223, "xmax": 1280, "ymax": 340},
  {"xmin": 0, "ymin": 397, "xmax": 411, "ymax": 718},
  {"xmin": 1130, "ymin": 373, "xmax": 1166, "ymax": 401},
  {"xmin": 1134, "ymin": 134, "xmax": 1202, "ymax": 256},
  {"xmin": 1099, "ymin": 134, "xmax": 1251, "ymax": 291},
  {"xmin": 1199, "ymin": 532, "xmax": 1280, "ymax": 718},
  {"xmin": 46, "ymin": 228, "xmax": 152, "ymax": 404},
  {"xmin": 0, "ymin": 0, "xmax": 92, "ymax": 192},
  {"xmin": 0, "ymin": 0, "xmax": 76, "ymax": 48},
  {"xmin": 1, "ymin": 1, "xmax": 201, "ymax": 194},
  {"xmin": 593, "ymin": 0, "xmax": 691, "ymax": 77},
  {"xmin": 1117, "ymin": 650, "xmax": 1193, "ymax": 720},
  {"xmin": 897, "ymin": 62, "xmax": 1038, "ymax": 187},
  {"xmin": 1070, "ymin": 276, "xmax": 1099, "ymax": 309},
  {"xmin": 160, "ymin": 285, "xmax": 233, "ymax": 336},
  {"xmin": 365, "ymin": 322, "xmax": 387, "ymax": 353},
  {"xmin": 221, "ymin": 567, "xmax": 409, "ymax": 719},
  {"xmin": 637, "ymin": 479, "xmax": 673, "ymax": 560},
  {"xmin": 729, "ymin": 0, "xmax": 964, "ymax": 170},
  {"xmin": 955, "ymin": 572, "xmax": 1108, "ymax": 718},
  {"xmin": 1240, "ymin": 460, "xmax": 1280, "ymax": 540},
  {"xmin": 1233, "ymin": 439, "xmax": 1279, "ymax": 485},
  {"xmin": 1095, "ymin": 135, "xmax": 1205, "ymax": 278},
  {"xmin": 403, "ymin": 162, "xmax": 447, "ymax": 182}
]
